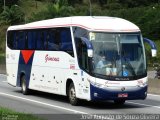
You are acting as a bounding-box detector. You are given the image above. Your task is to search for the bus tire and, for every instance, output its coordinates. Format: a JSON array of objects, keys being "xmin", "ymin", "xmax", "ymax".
[
  {"xmin": 68, "ymin": 83, "xmax": 78, "ymax": 106},
  {"xmin": 21, "ymin": 75, "xmax": 29, "ymax": 95},
  {"xmin": 114, "ymin": 100, "xmax": 125, "ymax": 105}
]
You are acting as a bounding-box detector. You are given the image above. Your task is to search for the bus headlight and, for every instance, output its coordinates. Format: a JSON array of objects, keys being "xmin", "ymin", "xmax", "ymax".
[
  {"xmin": 137, "ymin": 80, "xmax": 147, "ymax": 87},
  {"xmin": 87, "ymin": 79, "xmax": 104, "ymax": 88}
]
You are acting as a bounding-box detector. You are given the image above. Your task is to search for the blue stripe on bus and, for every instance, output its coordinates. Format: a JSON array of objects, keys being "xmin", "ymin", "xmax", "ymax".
[{"xmin": 16, "ymin": 50, "xmax": 35, "ymax": 87}]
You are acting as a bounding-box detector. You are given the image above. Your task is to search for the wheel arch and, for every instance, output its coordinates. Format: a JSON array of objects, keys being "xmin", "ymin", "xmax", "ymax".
[
  {"xmin": 66, "ymin": 78, "xmax": 73, "ymax": 96},
  {"xmin": 20, "ymin": 72, "xmax": 25, "ymax": 87}
]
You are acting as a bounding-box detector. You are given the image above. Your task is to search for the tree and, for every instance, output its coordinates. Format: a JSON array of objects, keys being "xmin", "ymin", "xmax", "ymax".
[
  {"xmin": 0, "ymin": 0, "xmax": 20, "ymax": 14},
  {"xmin": 0, "ymin": 2, "xmax": 2, "ymax": 13},
  {"xmin": 118, "ymin": 0, "xmax": 159, "ymax": 8},
  {"xmin": 0, "ymin": 0, "xmax": 19, "ymax": 7},
  {"xmin": 0, "ymin": 5, "xmax": 24, "ymax": 25},
  {"xmin": 99, "ymin": 0, "xmax": 108, "ymax": 7},
  {"xmin": 30, "ymin": 0, "xmax": 75, "ymax": 22},
  {"xmin": 67, "ymin": 0, "xmax": 82, "ymax": 6}
]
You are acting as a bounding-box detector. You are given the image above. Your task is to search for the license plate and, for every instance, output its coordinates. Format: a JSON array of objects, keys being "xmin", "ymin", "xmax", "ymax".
[{"xmin": 118, "ymin": 93, "xmax": 128, "ymax": 98}]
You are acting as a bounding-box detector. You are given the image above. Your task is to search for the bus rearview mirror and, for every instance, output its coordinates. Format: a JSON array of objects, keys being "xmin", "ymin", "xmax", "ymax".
[
  {"xmin": 88, "ymin": 49, "xmax": 93, "ymax": 57},
  {"xmin": 143, "ymin": 38, "xmax": 157, "ymax": 57},
  {"xmin": 151, "ymin": 49, "xmax": 157, "ymax": 57}
]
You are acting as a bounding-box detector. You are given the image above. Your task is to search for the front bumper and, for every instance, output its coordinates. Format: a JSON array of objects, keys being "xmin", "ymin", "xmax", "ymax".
[{"xmin": 90, "ymin": 84, "xmax": 147, "ymax": 101}]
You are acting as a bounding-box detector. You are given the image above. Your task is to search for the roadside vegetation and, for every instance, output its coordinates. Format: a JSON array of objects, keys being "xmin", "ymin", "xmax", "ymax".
[
  {"xmin": 0, "ymin": 52, "xmax": 5, "ymax": 64},
  {"xmin": 0, "ymin": 0, "xmax": 160, "ymax": 65},
  {"xmin": 148, "ymin": 78, "xmax": 160, "ymax": 95},
  {"xmin": 0, "ymin": 106, "xmax": 43, "ymax": 120}
]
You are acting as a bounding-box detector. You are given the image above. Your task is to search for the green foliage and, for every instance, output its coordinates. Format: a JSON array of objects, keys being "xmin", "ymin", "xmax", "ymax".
[
  {"xmin": 0, "ymin": 0, "xmax": 19, "ymax": 13},
  {"xmin": 0, "ymin": 5, "xmax": 24, "ymax": 25},
  {"xmin": 0, "ymin": 3, "xmax": 2, "ymax": 13},
  {"xmin": 138, "ymin": 5, "xmax": 160, "ymax": 40},
  {"xmin": 0, "ymin": 0, "xmax": 19, "ymax": 7},
  {"xmin": 0, "ymin": 53, "xmax": 5, "ymax": 64},
  {"xmin": 29, "ymin": 0, "xmax": 75, "ymax": 22},
  {"xmin": 68, "ymin": 0, "xmax": 82, "ymax": 6},
  {"xmin": 0, "ymin": 25, "xmax": 7, "ymax": 53},
  {"xmin": 0, "ymin": 106, "xmax": 43, "ymax": 120},
  {"xmin": 96, "ymin": 5, "xmax": 160, "ymax": 40},
  {"xmin": 118, "ymin": 0, "xmax": 150, "ymax": 8}
]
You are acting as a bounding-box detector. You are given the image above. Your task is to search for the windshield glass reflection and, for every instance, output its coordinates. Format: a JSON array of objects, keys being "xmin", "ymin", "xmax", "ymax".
[{"xmin": 90, "ymin": 32, "xmax": 146, "ymax": 78}]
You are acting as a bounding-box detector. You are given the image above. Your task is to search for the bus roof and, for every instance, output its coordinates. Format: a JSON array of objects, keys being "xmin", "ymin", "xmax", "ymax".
[{"xmin": 7, "ymin": 16, "xmax": 140, "ymax": 32}]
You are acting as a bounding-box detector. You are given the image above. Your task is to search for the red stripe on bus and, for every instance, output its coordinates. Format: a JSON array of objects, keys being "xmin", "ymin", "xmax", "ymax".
[{"xmin": 21, "ymin": 50, "xmax": 34, "ymax": 64}]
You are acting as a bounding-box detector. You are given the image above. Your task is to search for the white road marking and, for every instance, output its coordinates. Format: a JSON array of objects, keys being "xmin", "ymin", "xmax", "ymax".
[
  {"xmin": 0, "ymin": 74, "xmax": 7, "ymax": 77},
  {"xmin": 148, "ymin": 94, "xmax": 160, "ymax": 97},
  {"xmin": 2, "ymin": 81, "xmax": 7, "ymax": 83},
  {"xmin": 0, "ymin": 92, "xmax": 87, "ymax": 114},
  {"xmin": 126, "ymin": 101, "xmax": 160, "ymax": 109}
]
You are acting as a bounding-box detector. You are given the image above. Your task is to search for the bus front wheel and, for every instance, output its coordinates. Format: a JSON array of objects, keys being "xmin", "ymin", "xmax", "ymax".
[
  {"xmin": 68, "ymin": 83, "xmax": 78, "ymax": 106},
  {"xmin": 21, "ymin": 75, "xmax": 30, "ymax": 95}
]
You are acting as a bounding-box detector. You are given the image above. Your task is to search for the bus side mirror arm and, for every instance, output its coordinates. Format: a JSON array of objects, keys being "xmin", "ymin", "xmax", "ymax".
[{"xmin": 143, "ymin": 38, "xmax": 157, "ymax": 57}]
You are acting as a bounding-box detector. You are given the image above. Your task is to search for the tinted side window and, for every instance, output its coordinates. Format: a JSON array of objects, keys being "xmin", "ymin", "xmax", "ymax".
[
  {"xmin": 13, "ymin": 32, "xmax": 17, "ymax": 49},
  {"xmin": 7, "ymin": 31, "xmax": 20, "ymax": 49},
  {"xmin": 47, "ymin": 29, "xmax": 59, "ymax": 50},
  {"xmin": 7, "ymin": 31, "xmax": 14, "ymax": 49},
  {"xmin": 28, "ymin": 31, "xmax": 36, "ymax": 49},
  {"xmin": 17, "ymin": 31, "xmax": 26, "ymax": 49},
  {"xmin": 7, "ymin": 28, "xmax": 74, "ymax": 53},
  {"xmin": 36, "ymin": 31, "xmax": 44, "ymax": 50},
  {"xmin": 72, "ymin": 27, "xmax": 88, "ymax": 39},
  {"xmin": 75, "ymin": 38, "xmax": 89, "ymax": 72},
  {"xmin": 43, "ymin": 30, "xmax": 48, "ymax": 50},
  {"xmin": 60, "ymin": 28, "xmax": 73, "ymax": 56}
]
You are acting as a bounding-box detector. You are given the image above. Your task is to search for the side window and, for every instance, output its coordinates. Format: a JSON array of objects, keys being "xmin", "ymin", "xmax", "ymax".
[
  {"xmin": 36, "ymin": 30, "xmax": 44, "ymax": 50},
  {"xmin": 28, "ymin": 31, "xmax": 36, "ymax": 49},
  {"xmin": 13, "ymin": 32, "xmax": 17, "ymax": 49},
  {"xmin": 82, "ymin": 42, "xmax": 89, "ymax": 72},
  {"xmin": 7, "ymin": 31, "xmax": 17, "ymax": 49},
  {"xmin": 7, "ymin": 31, "xmax": 14, "ymax": 49},
  {"xmin": 75, "ymin": 38, "xmax": 89, "ymax": 71},
  {"xmin": 47, "ymin": 29, "xmax": 60, "ymax": 50},
  {"xmin": 17, "ymin": 31, "xmax": 26, "ymax": 49},
  {"xmin": 43, "ymin": 30, "xmax": 48, "ymax": 50},
  {"xmin": 60, "ymin": 28, "xmax": 74, "ymax": 56},
  {"xmin": 72, "ymin": 27, "xmax": 88, "ymax": 39},
  {"xmin": 7, "ymin": 30, "xmax": 26, "ymax": 50}
]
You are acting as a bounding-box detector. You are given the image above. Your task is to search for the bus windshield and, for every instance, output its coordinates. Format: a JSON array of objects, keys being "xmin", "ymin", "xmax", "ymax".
[{"xmin": 90, "ymin": 32, "xmax": 146, "ymax": 79}]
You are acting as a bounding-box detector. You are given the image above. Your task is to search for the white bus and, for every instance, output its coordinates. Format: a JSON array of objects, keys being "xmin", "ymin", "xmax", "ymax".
[{"xmin": 6, "ymin": 16, "xmax": 157, "ymax": 105}]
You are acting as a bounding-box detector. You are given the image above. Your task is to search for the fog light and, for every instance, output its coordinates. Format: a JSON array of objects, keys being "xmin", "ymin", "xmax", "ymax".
[
  {"xmin": 145, "ymin": 92, "xmax": 147, "ymax": 96},
  {"xmin": 94, "ymin": 92, "xmax": 98, "ymax": 97}
]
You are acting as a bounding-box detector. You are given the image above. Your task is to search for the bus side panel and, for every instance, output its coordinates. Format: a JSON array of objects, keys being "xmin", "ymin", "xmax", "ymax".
[
  {"xmin": 80, "ymin": 71, "xmax": 92, "ymax": 101},
  {"xmin": 6, "ymin": 48, "xmax": 20, "ymax": 86},
  {"xmin": 28, "ymin": 51, "xmax": 64, "ymax": 94},
  {"xmin": 29, "ymin": 66, "xmax": 62, "ymax": 94}
]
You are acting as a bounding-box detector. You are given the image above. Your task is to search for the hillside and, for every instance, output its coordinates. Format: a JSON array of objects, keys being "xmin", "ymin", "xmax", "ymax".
[
  {"xmin": 0, "ymin": 0, "xmax": 160, "ymax": 64},
  {"xmin": 0, "ymin": 0, "xmax": 49, "ymax": 52}
]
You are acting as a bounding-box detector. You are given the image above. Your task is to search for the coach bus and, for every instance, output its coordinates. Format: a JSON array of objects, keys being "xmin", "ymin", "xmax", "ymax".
[{"xmin": 6, "ymin": 16, "xmax": 157, "ymax": 105}]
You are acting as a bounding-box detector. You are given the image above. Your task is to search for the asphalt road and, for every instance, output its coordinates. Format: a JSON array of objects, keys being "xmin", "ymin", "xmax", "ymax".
[{"xmin": 0, "ymin": 74, "xmax": 160, "ymax": 120}]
